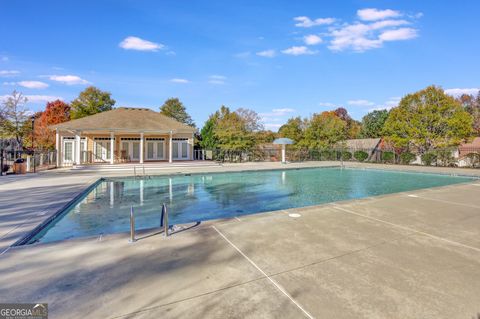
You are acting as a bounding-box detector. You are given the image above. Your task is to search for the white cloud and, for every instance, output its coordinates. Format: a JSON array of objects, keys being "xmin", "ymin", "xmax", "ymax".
[
  {"xmin": 329, "ymin": 23, "xmax": 383, "ymax": 52},
  {"xmin": 304, "ymin": 34, "xmax": 323, "ymax": 45},
  {"xmin": 348, "ymin": 99, "xmax": 375, "ymax": 106},
  {"xmin": 260, "ymin": 108, "xmax": 296, "ymax": 128},
  {"xmin": 25, "ymin": 95, "xmax": 63, "ymax": 103},
  {"xmin": 367, "ymin": 97, "xmax": 401, "ymax": 111},
  {"xmin": 260, "ymin": 108, "xmax": 296, "ymax": 117},
  {"xmin": 357, "ymin": 8, "xmax": 401, "ymax": 21},
  {"xmin": 0, "ymin": 94, "xmax": 63, "ymax": 103},
  {"xmin": 170, "ymin": 78, "xmax": 189, "ymax": 84},
  {"xmin": 18, "ymin": 81, "xmax": 49, "ymax": 89},
  {"xmin": 328, "ymin": 21, "xmax": 418, "ymax": 52},
  {"xmin": 119, "ymin": 36, "xmax": 164, "ymax": 51},
  {"xmin": 256, "ymin": 49, "xmax": 276, "ymax": 58},
  {"xmin": 379, "ymin": 28, "xmax": 418, "ymax": 41},
  {"xmin": 445, "ymin": 88, "xmax": 480, "ymax": 97},
  {"xmin": 208, "ymin": 75, "xmax": 227, "ymax": 85},
  {"xmin": 319, "ymin": 102, "xmax": 340, "ymax": 108},
  {"xmin": 49, "ymin": 75, "xmax": 90, "ymax": 85},
  {"xmin": 272, "ymin": 108, "xmax": 295, "ymax": 114},
  {"xmin": 264, "ymin": 123, "xmax": 283, "ymax": 131},
  {"xmin": 370, "ymin": 19, "xmax": 410, "ymax": 30},
  {"xmin": 294, "ymin": 16, "xmax": 335, "ymax": 27},
  {"xmin": 0, "ymin": 70, "xmax": 20, "ymax": 77},
  {"xmin": 282, "ymin": 46, "xmax": 317, "ymax": 56}
]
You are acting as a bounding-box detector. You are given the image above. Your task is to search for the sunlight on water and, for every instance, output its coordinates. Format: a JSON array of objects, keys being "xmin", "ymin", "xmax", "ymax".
[{"xmin": 29, "ymin": 167, "xmax": 473, "ymax": 244}]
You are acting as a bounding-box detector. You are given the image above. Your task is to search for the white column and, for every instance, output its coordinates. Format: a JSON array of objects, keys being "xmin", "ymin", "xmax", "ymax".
[
  {"xmin": 110, "ymin": 132, "xmax": 115, "ymax": 164},
  {"xmin": 281, "ymin": 144, "xmax": 286, "ymax": 163},
  {"xmin": 139, "ymin": 132, "xmax": 144, "ymax": 164},
  {"xmin": 55, "ymin": 129, "xmax": 60, "ymax": 167},
  {"xmin": 191, "ymin": 133, "xmax": 195, "ymax": 160},
  {"xmin": 169, "ymin": 131, "xmax": 173, "ymax": 163},
  {"xmin": 75, "ymin": 132, "xmax": 81, "ymax": 165}
]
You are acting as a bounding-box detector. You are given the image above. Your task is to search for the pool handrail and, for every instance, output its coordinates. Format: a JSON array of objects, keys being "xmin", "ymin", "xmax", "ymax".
[
  {"xmin": 129, "ymin": 205, "xmax": 136, "ymax": 243},
  {"xmin": 161, "ymin": 203, "xmax": 169, "ymax": 237}
]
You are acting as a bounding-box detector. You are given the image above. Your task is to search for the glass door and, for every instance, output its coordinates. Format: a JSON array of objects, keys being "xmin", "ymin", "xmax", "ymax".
[
  {"xmin": 121, "ymin": 142, "xmax": 129, "ymax": 161},
  {"xmin": 172, "ymin": 139, "xmax": 189, "ymax": 160},
  {"xmin": 95, "ymin": 141, "xmax": 110, "ymax": 162},
  {"xmin": 63, "ymin": 140, "xmax": 74, "ymax": 164},
  {"xmin": 172, "ymin": 142, "xmax": 179, "ymax": 159},
  {"xmin": 156, "ymin": 141, "xmax": 164, "ymax": 159},
  {"xmin": 146, "ymin": 142, "xmax": 155, "ymax": 160},
  {"xmin": 132, "ymin": 142, "xmax": 140, "ymax": 161}
]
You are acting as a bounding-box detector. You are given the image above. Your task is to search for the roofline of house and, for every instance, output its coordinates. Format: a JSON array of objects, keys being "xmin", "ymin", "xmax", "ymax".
[{"xmin": 51, "ymin": 127, "xmax": 196, "ymax": 134}]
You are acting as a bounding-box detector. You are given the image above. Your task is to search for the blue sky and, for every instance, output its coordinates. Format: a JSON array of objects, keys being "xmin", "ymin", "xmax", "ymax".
[{"xmin": 1, "ymin": 0, "xmax": 479, "ymax": 130}]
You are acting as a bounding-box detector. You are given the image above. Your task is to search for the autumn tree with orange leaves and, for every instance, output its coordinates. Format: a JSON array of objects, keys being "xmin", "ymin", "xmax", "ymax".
[{"xmin": 32, "ymin": 100, "xmax": 70, "ymax": 150}]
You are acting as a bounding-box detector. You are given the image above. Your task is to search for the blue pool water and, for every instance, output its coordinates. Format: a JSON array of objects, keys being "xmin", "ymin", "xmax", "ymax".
[{"xmin": 27, "ymin": 167, "xmax": 474, "ymax": 244}]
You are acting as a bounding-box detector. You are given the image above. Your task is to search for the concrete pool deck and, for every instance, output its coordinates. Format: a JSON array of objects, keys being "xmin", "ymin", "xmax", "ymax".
[{"xmin": 0, "ymin": 162, "xmax": 479, "ymax": 318}]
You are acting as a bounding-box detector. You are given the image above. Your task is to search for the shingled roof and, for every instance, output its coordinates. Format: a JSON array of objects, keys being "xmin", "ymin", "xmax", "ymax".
[{"xmin": 50, "ymin": 107, "xmax": 196, "ymax": 133}]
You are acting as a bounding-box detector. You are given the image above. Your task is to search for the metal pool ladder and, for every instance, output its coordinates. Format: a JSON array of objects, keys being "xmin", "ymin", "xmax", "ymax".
[
  {"xmin": 160, "ymin": 203, "xmax": 169, "ymax": 237},
  {"xmin": 129, "ymin": 206, "xmax": 136, "ymax": 242},
  {"xmin": 133, "ymin": 165, "xmax": 147, "ymax": 179},
  {"xmin": 129, "ymin": 203, "xmax": 169, "ymax": 243}
]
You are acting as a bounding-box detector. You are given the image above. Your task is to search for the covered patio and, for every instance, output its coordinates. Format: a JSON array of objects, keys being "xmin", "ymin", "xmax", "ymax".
[{"xmin": 51, "ymin": 107, "xmax": 196, "ymax": 167}]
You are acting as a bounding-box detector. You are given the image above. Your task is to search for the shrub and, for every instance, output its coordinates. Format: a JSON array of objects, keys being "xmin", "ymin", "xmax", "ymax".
[
  {"xmin": 320, "ymin": 150, "xmax": 334, "ymax": 160},
  {"xmin": 465, "ymin": 152, "xmax": 480, "ymax": 168},
  {"xmin": 436, "ymin": 149, "xmax": 455, "ymax": 167},
  {"xmin": 354, "ymin": 150, "xmax": 369, "ymax": 162},
  {"xmin": 341, "ymin": 151, "xmax": 352, "ymax": 161},
  {"xmin": 381, "ymin": 151, "xmax": 395, "ymax": 163},
  {"xmin": 399, "ymin": 152, "xmax": 416, "ymax": 165},
  {"xmin": 421, "ymin": 152, "xmax": 437, "ymax": 166}
]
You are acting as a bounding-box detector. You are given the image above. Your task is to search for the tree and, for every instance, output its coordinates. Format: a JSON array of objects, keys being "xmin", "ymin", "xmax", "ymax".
[
  {"xmin": 34, "ymin": 100, "xmax": 71, "ymax": 149},
  {"xmin": 301, "ymin": 111, "xmax": 346, "ymax": 149},
  {"xmin": 160, "ymin": 98, "xmax": 195, "ymax": 127},
  {"xmin": 334, "ymin": 107, "xmax": 361, "ymax": 139},
  {"xmin": 383, "ymin": 86, "xmax": 473, "ymax": 154},
  {"xmin": 1, "ymin": 90, "xmax": 29, "ymax": 145},
  {"xmin": 213, "ymin": 106, "xmax": 254, "ymax": 151},
  {"xmin": 235, "ymin": 108, "xmax": 264, "ymax": 132},
  {"xmin": 200, "ymin": 110, "xmax": 220, "ymax": 149},
  {"xmin": 0, "ymin": 111, "xmax": 11, "ymax": 139},
  {"xmin": 456, "ymin": 92, "xmax": 480, "ymax": 134},
  {"xmin": 70, "ymin": 86, "xmax": 115, "ymax": 119},
  {"xmin": 254, "ymin": 130, "xmax": 276, "ymax": 144},
  {"xmin": 360, "ymin": 109, "xmax": 389, "ymax": 138},
  {"xmin": 21, "ymin": 111, "xmax": 42, "ymax": 150},
  {"xmin": 278, "ymin": 117, "xmax": 305, "ymax": 144}
]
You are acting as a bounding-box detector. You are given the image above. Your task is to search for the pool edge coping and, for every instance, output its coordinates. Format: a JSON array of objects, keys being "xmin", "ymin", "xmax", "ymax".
[
  {"xmin": 11, "ymin": 177, "xmax": 105, "ymax": 247},
  {"xmin": 11, "ymin": 164, "xmax": 478, "ymax": 248}
]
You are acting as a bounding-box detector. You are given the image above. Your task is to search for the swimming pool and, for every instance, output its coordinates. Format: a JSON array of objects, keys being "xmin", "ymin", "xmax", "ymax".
[{"xmin": 26, "ymin": 167, "xmax": 474, "ymax": 244}]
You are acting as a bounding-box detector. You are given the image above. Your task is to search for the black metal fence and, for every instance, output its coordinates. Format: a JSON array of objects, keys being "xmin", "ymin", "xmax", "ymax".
[
  {"xmin": 1, "ymin": 149, "xmax": 57, "ymax": 175},
  {"xmin": 195, "ymin": 147, "xmax": 480, "ymax": 168}
]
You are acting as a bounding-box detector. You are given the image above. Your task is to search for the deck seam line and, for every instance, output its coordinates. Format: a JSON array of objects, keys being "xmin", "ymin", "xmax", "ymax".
[
  {"xmin": 108, "ymin": 276, "xmax": 267, "ymax": 319},
  {"xmin": 404, "ymin": 194, "xmax": 480, "ymax": 209},
  {"xmin": 332, "ymin": 205, "xmax": 480, "ymax": 253},
  {"xmin": 212, "ymin": 225, "xmax": 315, "ymax": 319}
]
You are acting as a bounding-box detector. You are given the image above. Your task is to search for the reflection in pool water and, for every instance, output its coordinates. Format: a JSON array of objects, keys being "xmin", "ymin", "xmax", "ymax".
[{"xmin": 28, "ymin": 167, "xmax": 473, "ymax": 244}]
